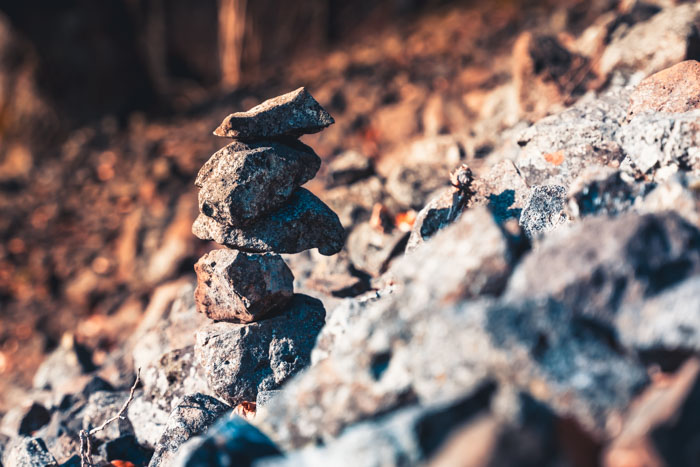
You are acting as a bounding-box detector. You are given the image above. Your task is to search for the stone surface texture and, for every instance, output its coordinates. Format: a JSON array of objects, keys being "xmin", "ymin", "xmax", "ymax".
[
  {"xmin": 196, "ymin": 140, "xmax": 320, "ymax": 227},
  {"xmin": 627, "ymin": 60, "xmax": 700, "ymax": 120},
  {"xmin": 194, "ymin": 294, "xmax": 325, "ymax": 406},
  {"xmin": 148, "ymin": 393, "xmax": 230, "ymax": 467},
  {"xmin": 214, "ymin": 87, "xmax": 334, "ymax": 139},
  {"xmin": 193, "ymin": 188, "xmax": 344, "ymax": 256},
  {"xmin": 194, "ymin": 249, "xmax": 294, "ymax": 323}
]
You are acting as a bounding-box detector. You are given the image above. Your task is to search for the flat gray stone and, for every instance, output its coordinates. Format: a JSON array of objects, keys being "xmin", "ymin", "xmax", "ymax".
[
  {"xmin": 214, "ymin": 87, "xmax": 334, "ymax": 140},
  {"xmin": 192, "ymin": 188, "xmax": 344, "ymax": 256}
]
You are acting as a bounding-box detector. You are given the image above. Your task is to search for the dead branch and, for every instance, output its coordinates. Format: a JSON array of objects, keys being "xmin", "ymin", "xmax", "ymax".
[{"xmin": 79, "ymin": 368, "xmax": 141, "ymax": 467}]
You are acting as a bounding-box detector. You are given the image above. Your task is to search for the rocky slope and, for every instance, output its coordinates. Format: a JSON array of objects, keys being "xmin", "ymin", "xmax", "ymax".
[{"xmin": 2, "ymin": 1, "xmax": 700, "ymax": 466}]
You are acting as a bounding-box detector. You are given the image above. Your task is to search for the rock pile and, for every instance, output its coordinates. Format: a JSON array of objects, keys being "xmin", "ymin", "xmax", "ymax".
[{"xmin": 191, "ymin": 87, "xmax": 343, "ymax": 406}]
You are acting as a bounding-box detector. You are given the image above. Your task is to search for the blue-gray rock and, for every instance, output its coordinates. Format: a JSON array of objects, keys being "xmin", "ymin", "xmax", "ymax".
[
  {"xmin": 196, "ymin": 140, "xmax": 321, "ymax": 227},
  {"xmin": 213, "ymin": 87, "xmax": 334, "ymax": 140},
  {"xmin": 2, "ymin": 437, "xmax": 57, "ymax": 467},
  {"xmin": 194, "ymin": 294, "xmax": 325, "ymax": 407},
  {"xmin": 518, "ymin": 185, "xmax": 567, "ymax": 239},
  {"xmin": 506, "ymin": 212, "xmax": 700, "ymax": 322},
  {"xmin": 148, "ymin": 394, "xmax": 229, "ymax": 467},
  {"xmin": 173, "ymin": 416, "xmax": 281, "ymax": 467},
  {"xmin": 192, "ymin": 188, "xmax": 344, "ymax": 256}
]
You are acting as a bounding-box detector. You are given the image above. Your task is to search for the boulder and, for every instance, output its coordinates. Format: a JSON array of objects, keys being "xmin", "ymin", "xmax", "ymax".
[
  {"xmin": 257, "ymin": 296, "xmax": 647, "ymax": 449},
  {"xmin": 194, "ymin": 294, "xmax": 325, "ymax": 406},
  {"xmin": 214, "ymin": 87, "xmax": 334, "ymax": 139},
  {"xmin": 194, "ymin": 249, "xmax": 294, "ymax": 323},
  {"xmin": 196, "ymin": 141, "xmax": 320, "ymax": 227},
  {"xmin": 258, "ymin": 208, "xmax": 644, "ymax": 446},
  {"xmin": 193, "ymin": 188, "xmax": 345, "ymax": 256}
]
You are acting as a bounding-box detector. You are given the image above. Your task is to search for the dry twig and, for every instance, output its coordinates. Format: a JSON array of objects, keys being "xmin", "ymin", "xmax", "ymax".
[{"xmin": 79, "ymin": 369, "xmax": 141, "ymax": 467}]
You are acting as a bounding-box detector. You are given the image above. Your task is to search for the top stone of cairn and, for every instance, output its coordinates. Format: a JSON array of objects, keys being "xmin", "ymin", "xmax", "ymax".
[{"xmin": 214, "ymin": 87, "xmax": 335, "ymax": 140}]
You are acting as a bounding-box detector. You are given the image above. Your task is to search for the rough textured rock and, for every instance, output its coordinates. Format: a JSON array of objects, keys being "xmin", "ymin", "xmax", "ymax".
[
  {"xmin": 194, "ymin": 294, "xmax": 325, "ymax": 406},
  {"xmin": 129, "ymin": 281, "xmax": 209, "ymax": 378},
  {"xmin": 616, "ymin": 275, "xmax": 700, "ymax": 355},
  {"xmin": 381, "ymin": 136, "xmax": 467, "ymax": 210},
  {"xmin": 140, "ymin": 346, "xmax": 212, "ymax": 414},
  {"xmin": 475, "ymin": 159, "xmax": 530, "ymax": 223},
  {"xmin": 395, "ymin": 206, "xmax": 517, "ymax": 300},
  {"xmin": 604, "ymin": 358, "xmax": 700, "ymax": 467},
  {"xmin": 2, "ymin": 437, "xmax": 58, "ymax": 467},
  {"xmin": 518, "ymin": 185, "xmax": 568, "ymax": 239},
  {"xmin": 598, "ymin": 3, "xmax": 700, "ymax": 79},
  {"xmin": 128, "ymin": 395, "xmax": 172, "ymax": 449},
  {"xmin": 407, "ymin": 160, "xmax": 530, "ymax": 252},
  {"xmin": 172, "ymin": 416, "xmax": 281, "ymax": 467},
  {"xmin": 514, "ymin": 88, "xmax": 628, "ymax": 187},
  {"xmin": 213, "ymin": 87, "xmax": 334, "ymax": 139},
  {"xmin": 506, "ymin": 212, "xmax": 700, "ymax": 321},
  {"xmin": 567, "ymin": 167, "xmax": 652, "ymax": 219},
  {"xmin": 255, "ymin": 390, "xmax": 281, "ymax": 410},
  {"xmin": 619, "ymin": 110, "xmax": 700, "ymax": 176},
  {"xmin": 194, "ymin": 249, "xmax": 294, "ymax": 323},
  {"xmin": 263, "ymin": 387, "xmax": 570, "ymax": 467},
  {"xmin": 81, "ymin": 391, "xmax": 135, "ymax": 443},
  {"xmin": 196, "ymin": 141, "xmax": 321, "ymax": 227},
  {"xmin": 149, "ymin": 394, "xmax": 229, "ymax": 467},
  {"xmin": 193, "ymin": 188, "xmax": 345, "ymax": 256},
  {"xmin": 258, "ymin": 208, "xmax": 645, "ymax": 446},
  {"xmin": 18, "ymin": 403, "xmax": 51, "ymax": 437},
  {"xmin": 261, "ymin": 383, "xmax": 496, "ymax": 467},
  {"xmin": 257, "ymin": 296, "xmax": 647, "ymax": 449},
  {"xmin": 406, "ymin": 187, "xmax": 465, "ymax": 253},
  {"xmin": 636, "ymin": 173, "xmax": 700, "ymax": 226},
  {"xmin": 627, "ymin": 60, "xmax": 700, "ymax": 120}
]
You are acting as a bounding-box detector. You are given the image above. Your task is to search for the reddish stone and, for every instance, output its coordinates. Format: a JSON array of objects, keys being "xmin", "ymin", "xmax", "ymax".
[{"xmin": 627, "ymin": 60, "xmax": 700, "ymax": 120}]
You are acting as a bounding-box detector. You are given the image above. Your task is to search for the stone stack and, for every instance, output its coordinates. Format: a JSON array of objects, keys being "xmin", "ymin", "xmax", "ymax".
[{"xmin": 191, "ymin": 88, "xmax": 344, "ymax": 406}]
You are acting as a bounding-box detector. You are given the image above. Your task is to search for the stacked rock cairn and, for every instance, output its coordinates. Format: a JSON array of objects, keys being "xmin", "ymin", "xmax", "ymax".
[{"xmin": 191, "ymin": 87, "xmax": 344, "ymax": 407}]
